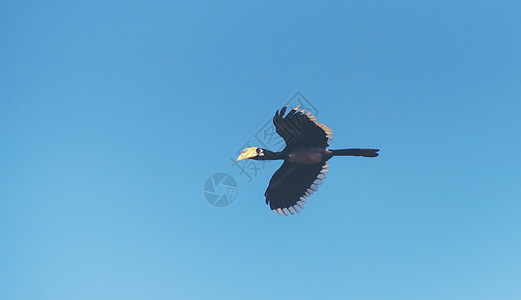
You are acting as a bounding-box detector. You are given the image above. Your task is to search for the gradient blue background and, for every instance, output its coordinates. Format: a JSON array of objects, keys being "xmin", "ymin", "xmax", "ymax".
[{"xmin": 1, "ymin": 1, "xmax": 520, "ymax": 299}]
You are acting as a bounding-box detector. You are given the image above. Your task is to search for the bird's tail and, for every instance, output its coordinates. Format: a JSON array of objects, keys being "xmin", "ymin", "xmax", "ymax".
[{"xmin": 331, "ymin": 148, "xmax": 380, "ymax": 157}]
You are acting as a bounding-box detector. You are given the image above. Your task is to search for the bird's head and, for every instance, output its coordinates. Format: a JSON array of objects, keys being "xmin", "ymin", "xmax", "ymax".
[{"xmin": 236, "ymin": 147, "xmax": 265, "ymax": 161}]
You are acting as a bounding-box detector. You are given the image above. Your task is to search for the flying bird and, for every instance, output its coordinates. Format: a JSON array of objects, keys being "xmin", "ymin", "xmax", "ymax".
[{"xmin": 236, "ymin": 106, "xmax": 379, "ymax": 216}]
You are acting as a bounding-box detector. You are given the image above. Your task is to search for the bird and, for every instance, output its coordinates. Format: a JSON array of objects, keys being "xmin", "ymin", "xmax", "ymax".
[{"xmin": 236, "ymin": 106, "xmax": 380, "ymax": 216}]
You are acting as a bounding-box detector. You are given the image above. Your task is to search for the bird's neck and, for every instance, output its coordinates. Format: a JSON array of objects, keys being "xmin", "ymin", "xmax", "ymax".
[{"xmin": 261, "ymin": 149, "xmax": 285, "ymax": 160}]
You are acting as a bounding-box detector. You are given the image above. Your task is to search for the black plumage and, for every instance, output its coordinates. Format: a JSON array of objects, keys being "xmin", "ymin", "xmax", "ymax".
[{"xmin": 236, "ymin": 106, "xmax": 379, "ymax": 215}]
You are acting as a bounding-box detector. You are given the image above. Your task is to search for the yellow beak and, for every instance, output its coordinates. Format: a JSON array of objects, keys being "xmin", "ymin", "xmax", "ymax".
[{"xmin": 236, "ymin": 147, "xmax": 258, "ymax": 161}]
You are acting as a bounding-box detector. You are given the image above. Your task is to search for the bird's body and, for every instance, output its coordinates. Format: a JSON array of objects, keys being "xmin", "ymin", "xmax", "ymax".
[
  {"xmin": 288, "ymin": 147, "xmax": 328, "ymax": 164},
  {"xmin": 237, "ymin": 106, "xmax": 379, "ymax": 216}
]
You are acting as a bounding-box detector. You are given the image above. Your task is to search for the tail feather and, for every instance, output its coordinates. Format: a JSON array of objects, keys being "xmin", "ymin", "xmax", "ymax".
[{"xmin": 331, "ymin": 148, "xmax": 380, "ymax": 157}]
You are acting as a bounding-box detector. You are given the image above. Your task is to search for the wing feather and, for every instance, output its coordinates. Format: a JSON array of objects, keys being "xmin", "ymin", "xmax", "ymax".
[
  {"xmin": 273, "ymin": 106, "xmax": 333, "ymax": 150},
  {"xmin": 265, "ymin": 160, "xmax": 329, "ymax": 214}
]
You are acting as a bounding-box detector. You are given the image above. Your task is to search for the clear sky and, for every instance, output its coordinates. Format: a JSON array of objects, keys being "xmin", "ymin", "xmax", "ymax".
[{"xmin": 1, "ymin": 1, "xmax": 520, "ymax": 299}]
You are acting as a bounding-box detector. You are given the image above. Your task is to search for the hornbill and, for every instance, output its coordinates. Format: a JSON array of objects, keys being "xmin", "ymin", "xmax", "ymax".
[{"xmin": 236, "ymin": 106, "xmax": 379, "ymax": 216}]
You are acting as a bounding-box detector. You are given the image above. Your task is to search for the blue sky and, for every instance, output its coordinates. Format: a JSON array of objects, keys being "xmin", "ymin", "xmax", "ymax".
[{"xmin": 1, "ymin": 1, "xmax": 521, "ymax": 299}]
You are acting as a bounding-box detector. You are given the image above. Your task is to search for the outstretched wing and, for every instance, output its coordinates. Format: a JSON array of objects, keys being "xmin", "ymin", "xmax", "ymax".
[
  {"xmin": 273, "ymin": 106, "xmax": 333, "ymax": 150},
  {"xmin": 265, "ymin": 160, "xmax": 329, "ymax": 215}
]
